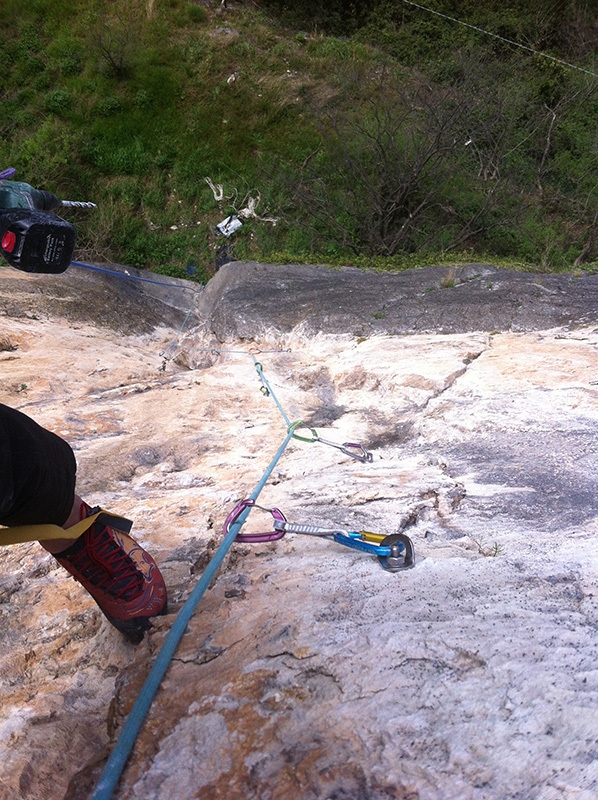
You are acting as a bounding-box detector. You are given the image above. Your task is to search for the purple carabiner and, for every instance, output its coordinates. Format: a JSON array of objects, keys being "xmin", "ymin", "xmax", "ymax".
[{"xmin": 223, "ymin": 499, "xmax": 287, "ymax": 543}]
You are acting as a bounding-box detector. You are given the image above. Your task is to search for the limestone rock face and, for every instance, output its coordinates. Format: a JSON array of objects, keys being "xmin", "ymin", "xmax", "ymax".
[
  {"xmin": 1, "ymin": 262, "xmax": 597, "ymax": 800},
  {"xmin": 193, "ymin": 260, "xmax": 598, "ymax": 339}
]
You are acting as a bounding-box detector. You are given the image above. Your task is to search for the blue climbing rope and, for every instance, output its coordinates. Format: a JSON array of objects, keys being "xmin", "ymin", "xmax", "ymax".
[
  {"xmin": 91, "ymin": 351, "xmax": 372, "ymax": 797},
  {"xmin": 91, "ymin": 427, "xmax": 297, "ymax": 800},
  {"xmin": 251, "ymin": 354, "xmax": 372, "ymax": 463},
  {"xmin": 251, "ymin": 355, "xmax": 293, "ymax": 428},
  {"xmin": 69, "ymin": 260, "xmax": 201, "ymax": 364},
  {"xmin": 70, "ymin": 260, "xmax": 201, "ymax": 290}
]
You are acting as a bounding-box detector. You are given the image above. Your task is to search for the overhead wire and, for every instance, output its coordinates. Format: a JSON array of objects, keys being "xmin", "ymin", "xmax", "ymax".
[{"xmin": 400, "ymin": 0, "xmax": 598, "ymax": 79}]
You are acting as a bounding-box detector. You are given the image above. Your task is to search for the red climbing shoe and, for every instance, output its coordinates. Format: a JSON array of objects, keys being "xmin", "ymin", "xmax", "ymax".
[{"xmin": 55, "ymin": 504, "xmax": 167, "ymax": 643}]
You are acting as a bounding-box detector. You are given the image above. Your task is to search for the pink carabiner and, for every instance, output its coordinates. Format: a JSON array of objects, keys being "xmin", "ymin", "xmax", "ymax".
[{"xmin": 223, "ymin": 499, "xmax": 287, "ymax": 542}]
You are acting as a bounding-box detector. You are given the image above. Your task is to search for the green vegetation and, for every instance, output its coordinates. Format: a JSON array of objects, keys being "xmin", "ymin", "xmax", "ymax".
[{"xmin": 2, "ymin": 0, "xmax": 598, "ymax": 279}]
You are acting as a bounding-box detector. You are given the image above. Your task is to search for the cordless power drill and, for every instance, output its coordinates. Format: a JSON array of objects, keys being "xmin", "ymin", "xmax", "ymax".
[{"xmin": 0, "ymin": 171, "xmax": 96, "ymax": 274}]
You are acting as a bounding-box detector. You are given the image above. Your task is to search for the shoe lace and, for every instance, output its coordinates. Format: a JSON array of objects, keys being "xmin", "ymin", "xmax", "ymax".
[{"xmin": 67, "ymin": 524, "xmax": 144, "ymax": 601}]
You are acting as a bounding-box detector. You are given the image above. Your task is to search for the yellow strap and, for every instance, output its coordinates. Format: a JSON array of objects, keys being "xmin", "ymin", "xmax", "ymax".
[{"xmin": 0, "ymin": 510, "xmax": 129, "ymax": 547}]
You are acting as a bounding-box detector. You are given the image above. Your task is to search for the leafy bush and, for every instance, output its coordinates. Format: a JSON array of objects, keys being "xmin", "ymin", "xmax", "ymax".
[
  {"xmin": 258, "ymin": 0, "xmax": 373, "ymax": 35},
  {"xmin": 43, "ymin": 89, "xmax": 72, "ymax": 116},
  {"xmin": 187, "ymin": 4, "xmax": 207, "ymax": 24},
  {"xmin": 96, "ymin": 97, "xmax": 123, "ymax": 116}
]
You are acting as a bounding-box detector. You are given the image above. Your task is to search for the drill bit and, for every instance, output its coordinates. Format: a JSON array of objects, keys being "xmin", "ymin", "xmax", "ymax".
[{"xmin": 60, "ymin": 200, "xmax": 97, "ymax": 209}]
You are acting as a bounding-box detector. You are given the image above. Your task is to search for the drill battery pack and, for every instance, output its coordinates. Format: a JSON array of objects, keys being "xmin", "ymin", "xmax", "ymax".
[{"xmin": 0, "ymin": 209, "xmax": 76, "ymax": 274}]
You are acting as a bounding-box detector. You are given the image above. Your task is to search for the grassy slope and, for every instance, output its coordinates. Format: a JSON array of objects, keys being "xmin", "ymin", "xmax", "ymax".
[{"xmin": 2, "ymin": 0, "xmax": 598, "ymax": 278}]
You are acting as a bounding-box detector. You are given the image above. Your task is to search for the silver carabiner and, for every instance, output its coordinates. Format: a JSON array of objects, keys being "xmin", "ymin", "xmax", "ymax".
[{"xmin": 314, "ymin": 436, "xmax": 373, "ymax": 463}]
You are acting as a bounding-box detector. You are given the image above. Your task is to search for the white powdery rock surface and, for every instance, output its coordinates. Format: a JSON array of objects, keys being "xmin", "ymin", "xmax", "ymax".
[{"xmin": 0, "ymin": 268, "xmax": 597, "ymax": 800}]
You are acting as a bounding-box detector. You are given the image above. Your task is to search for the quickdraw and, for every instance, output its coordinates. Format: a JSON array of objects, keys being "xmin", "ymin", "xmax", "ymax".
[
  {"xmin": 92, "ymin": 350, "xmax": 375, "ymax": 798},
  {"xmin": 288, "ymin": 423, "xmax": 373, "ymax": 463},
  {"xmin": 224, "ymin": 500, "xmax": 415, "ymax": 572},
  {"xmin": 252, "ymin": 358, "xmax": 373, "ymax": 464}
]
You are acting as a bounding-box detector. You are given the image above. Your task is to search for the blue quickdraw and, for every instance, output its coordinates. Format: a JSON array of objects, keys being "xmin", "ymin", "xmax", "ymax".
[
  {"xmin": 332, "ymin": 530, "xmax": 393, "ymax": 556},
  {"xmin": 223, "ymin": 507, "xmax": 415, "ymax": 572},
  {"xmin": 272, "ymin": 520, "xmax": 415, "ymax": 571}
]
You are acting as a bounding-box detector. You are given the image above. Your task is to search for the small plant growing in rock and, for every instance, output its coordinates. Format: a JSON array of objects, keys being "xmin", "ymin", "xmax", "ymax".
[
  {"xmin": 471, "ymin": 536, "xmax": 504, "ymax": 557},
  {"xmin": 441, "ymin": 266, "xmax": 457, "ymax": 288}
]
